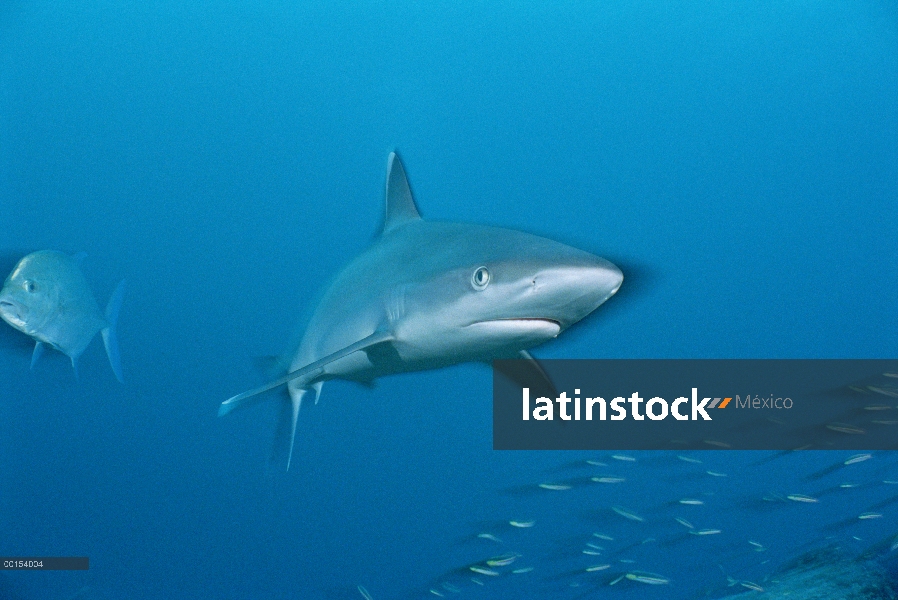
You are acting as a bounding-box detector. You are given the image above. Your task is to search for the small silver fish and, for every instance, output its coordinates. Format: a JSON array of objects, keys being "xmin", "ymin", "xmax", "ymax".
[
  {"xmin": 486, "ymin": 554, "xmax": 518, "ymax": 567},
  {"xmin": 469, "ymin": 566, "xmax": 500, "ymax": 576},
  {"xmin": 786, "ymin": 494, "xmax": 819, "ymax": 503},
  {"xmin": 592, "ymin": 476, "xmax": 625, "ymax": 484},
  {"xmin": 539, "ymin": 483, "xmax": 572, "ymax": 491},
  {"xmin": 611, "ymin": 506, "xmax": 644, "ymax": 522},
  {"xmin": 509, "ymin": 521, "xmax": 535, "ymax": 528},
  {"xmin": 844, "ymin": 453, "xmax": 872, "ymax": 465},
  {"xmin": 625, "ymin": 571, "xmax": 670, "ymax": 585},
  {"xmin": 0, "ymin": 251, "xmax": 125, "ymax": 381}
]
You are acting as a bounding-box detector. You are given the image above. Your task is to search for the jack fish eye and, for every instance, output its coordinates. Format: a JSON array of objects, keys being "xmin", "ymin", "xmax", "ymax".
[
  {"xmin": 23, "ymin": 280, "xmax": 36, "ymax": 293},
  {"xmin": 471, "ymin": 266, "xmax": 490, "ymax": 290}
]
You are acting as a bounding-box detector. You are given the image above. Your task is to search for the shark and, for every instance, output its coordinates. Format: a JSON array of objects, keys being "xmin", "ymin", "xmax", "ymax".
[
  {"xmin": 219, "ymin": 153, "xmax": 624, "ymax": 468},
  {"xmin": 0, "ymin": 250, "xmax": 125, "ymax": 382}
]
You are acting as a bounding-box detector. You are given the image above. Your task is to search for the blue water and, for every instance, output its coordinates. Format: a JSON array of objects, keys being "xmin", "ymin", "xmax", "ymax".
[{"xmin": 1, "ymin": 1, "xmax": 897, "ymax": 599}]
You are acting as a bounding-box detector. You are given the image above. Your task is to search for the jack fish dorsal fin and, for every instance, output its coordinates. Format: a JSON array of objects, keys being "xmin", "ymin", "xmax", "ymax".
[{"xmin": 382, "ymin": 152, "xmax": 422, "ymax": 234}]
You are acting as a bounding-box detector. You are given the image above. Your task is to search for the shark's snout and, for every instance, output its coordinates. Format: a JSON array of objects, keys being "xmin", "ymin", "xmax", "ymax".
[
  {"xmin": 527, "ymin": 257, "xmax": 622, "ymax": 330},
  {"xmin": 592, "ymin": 258, "xmax": 624, "ymax": 303}
]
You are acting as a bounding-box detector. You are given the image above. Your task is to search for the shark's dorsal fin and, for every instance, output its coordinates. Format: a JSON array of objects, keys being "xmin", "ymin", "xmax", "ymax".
[{"xmin": 383, "ymin": 152, "xmax": 421, "ymax": 234}]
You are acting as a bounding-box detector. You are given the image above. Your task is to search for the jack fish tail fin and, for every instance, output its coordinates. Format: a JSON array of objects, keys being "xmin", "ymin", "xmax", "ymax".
[{"xmin": 102, "ymin": 279, "xmax": 126, "ymax": 383}]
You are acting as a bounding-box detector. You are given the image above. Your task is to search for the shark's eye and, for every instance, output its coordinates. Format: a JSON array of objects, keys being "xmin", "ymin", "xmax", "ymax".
[
  {"xmin": 23, "ymin": 280, "xmax": 36, "ymax": 293},
  {"xmin": 471, "ymin": 266, "xmax": 490, "ymax": 290}
]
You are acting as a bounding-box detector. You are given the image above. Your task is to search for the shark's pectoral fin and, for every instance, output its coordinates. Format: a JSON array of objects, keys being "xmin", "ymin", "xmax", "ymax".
[
  {"xmin": 219, "ymin": 329, "xmax": 394, "ymax": 417},
  {"xmin": 363, "ymin": 338, "xmax": 404, "ymax": 373},
  {"xmin": 492, "ymin": 350, "xmax": 558, "ymax": 399},
  {"xmin": 30, "ymin": 341, "xmax": 45, "ymax": 370}
]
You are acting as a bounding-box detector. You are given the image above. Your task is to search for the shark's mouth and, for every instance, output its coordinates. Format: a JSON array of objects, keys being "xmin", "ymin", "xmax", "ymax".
[
  {"xmin": 491, "ymin": 318, "xmax": 561, "ymax": 327},
  {"xmin": 466, "ymin": 318, "xmax": 562, "ymax": 341}
]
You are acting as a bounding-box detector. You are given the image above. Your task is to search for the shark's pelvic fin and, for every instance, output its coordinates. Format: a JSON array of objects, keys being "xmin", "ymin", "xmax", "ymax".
[
  {"xmin": 271, "ymin": 381, "xmax": 324, "ymax": 471},
  {"xmin": 382, "ymin": 152, "xmax": 422, "ymax": 234},
  {"xmin": 30, "ymin": 341, "xmax": 45, "ymax": 369},
  {"xmin": 271, "ymin": 388, "xmax": 304, "ymax": 471},
  {"xmin": 493, "ymin": 350, "xmax": 559, "ymax": 400},
  {"xmin": 218, "ymin": 329, "xmax": 394, "ymax": 417},
  {"xmin": 102, "ymin": 279, "xmax": 126, "ymax": 383}
]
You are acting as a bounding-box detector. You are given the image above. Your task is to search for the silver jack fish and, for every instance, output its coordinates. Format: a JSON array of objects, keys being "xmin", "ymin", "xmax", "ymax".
[
  {"xmin": 220, "ymin": 153, "xmax": 624, "ymax": 468},
  {"xmin": 0, "ymin": 251, "xmax": 125, "ymax": 381}
]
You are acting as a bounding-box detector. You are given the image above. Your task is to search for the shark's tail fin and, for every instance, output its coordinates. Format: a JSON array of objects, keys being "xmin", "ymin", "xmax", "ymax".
[{"xmin": 102, "ymin": 279, "xmax": 126, "ymax": 383}]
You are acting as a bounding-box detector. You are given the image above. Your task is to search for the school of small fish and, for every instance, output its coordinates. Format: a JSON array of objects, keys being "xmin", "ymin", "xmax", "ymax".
[{"xmin": 362, "ymin": 429, "xmax": 898, "ymax": 599}]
